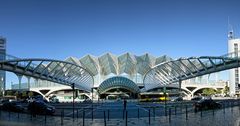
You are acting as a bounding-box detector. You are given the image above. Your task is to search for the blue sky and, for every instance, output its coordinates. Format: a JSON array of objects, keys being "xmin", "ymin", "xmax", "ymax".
[{"xmin": 1, "ymin": 0, "xmax": 240, "ymax": 88}]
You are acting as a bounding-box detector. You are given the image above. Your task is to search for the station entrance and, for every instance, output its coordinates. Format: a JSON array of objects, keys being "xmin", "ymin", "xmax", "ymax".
[{"xmin": 97, "ymin": 76, "xmax": 140, "ymax": 99}]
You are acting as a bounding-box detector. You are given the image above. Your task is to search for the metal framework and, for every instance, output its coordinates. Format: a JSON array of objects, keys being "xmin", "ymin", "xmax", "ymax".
[
  {"xmin": 143, "ymin": 52, "xmax": 240, "ymax": 91},
  {"xmin": 0, "ymin": 54, "xmax": 94, "ymax": 92},
  {"xmin": 98, "ymin": 76, "xmax": 140, "ymax": 94}
]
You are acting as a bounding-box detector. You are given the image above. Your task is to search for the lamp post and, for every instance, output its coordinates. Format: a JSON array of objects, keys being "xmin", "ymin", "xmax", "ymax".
[
  {"xmin": 164, "ymin": 86, "xmax": 166, "ymax": 110},
  {"xmin": 72, "ymin": 83, "xmax": 75, "ymax": 119},
  {"xmin": 1, "ymin": 77, "xmax": 3, "ymax": 97},
  {"xmin": 91, "ymin": 88, "xmax": 94, "ymax": 101},
  {"xmin": 1, "ymin": 88, "xmax": 3, "ymax": 97}
]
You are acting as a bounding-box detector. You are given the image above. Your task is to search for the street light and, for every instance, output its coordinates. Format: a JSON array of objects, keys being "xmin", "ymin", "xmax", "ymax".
[
  {"xmin": 0, "ymin": 77, "xmax": 3, "ymax": 97},
  {"xmin": 72, "ymin": 83, "xmax": 75, "ymax": 119}
]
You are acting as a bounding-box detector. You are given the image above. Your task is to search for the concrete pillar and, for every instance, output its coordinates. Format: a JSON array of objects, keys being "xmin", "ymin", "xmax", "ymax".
[
  {"xmin": 27, "ymin": 76, "xmax": 31, "ymax": 89},
  {"xmin": 191, "ymin": 92, "xmax": 194, "ymax": 98},
  {"xmin": 179, "ymin": 80, "xmax": 182, "ymax": 93},
  {"xmin": 207, "ymin": 74, "xmax": 210, "ymax": 85},
  {"xmin": 215, "ymin": 73, "xmax": 219, "ymax": 83},
  {"xmin": 199, "ymin": 76, "xmax": 202, "ymax": 83},
  {"xmin": 16, "ymin": 74, "xmax": 23, "ymax": 90},
  {"xmin": 34, "ymin": 79, "xmax": 39, "ymax": 88}
]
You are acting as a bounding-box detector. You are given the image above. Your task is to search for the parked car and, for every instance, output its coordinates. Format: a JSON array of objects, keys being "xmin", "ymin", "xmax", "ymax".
[
  {"xmin": 32, "ymin": 95, "xmax": 48, "ymax": 103},
  {"xmin": 171, "ymin": 96, "xmax": 183, "ymax": 102},
  {"xmin": 0, "ymin": 101, "xmax": 25, "ymax": 112},
  {"xmin": 28, "ymin": 100, "xmax": 55, "ymax": 115},
  {"xmin": 191, "ymin": 96, "xmax": 203, "ymax": 101},
  {"xmin": 49, "ymin": 96, "xmax": 59, "ymax": 103},
  {"xmin": 0, "ymin": 99, "xmax": 9, "ymax": 104},
  {"xmin": 194, "ymin": 99, "xmax": 221, "ymax": 112},
  {"xmin": 82, "ymin": 98, "xmax": 92, "ymax": 103}
]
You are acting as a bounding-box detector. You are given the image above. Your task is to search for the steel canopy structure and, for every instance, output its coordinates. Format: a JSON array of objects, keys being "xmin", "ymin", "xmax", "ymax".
[
  {"xmin": 0, "ymin": 54, "xmax": 94, "ymax": 92},
  {"xmin": 3, "ymin": 51, "xmax": 240, "ymax": 95},
  {"xmin": 98, "ymin": 76, "xmax": 140, "ymax": 94},
  {"xmin": 143, "ymin": 52, "xmax": 240, "ymax": 91}
]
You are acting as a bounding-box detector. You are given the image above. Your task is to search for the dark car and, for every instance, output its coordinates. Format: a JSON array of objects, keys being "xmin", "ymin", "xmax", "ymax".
[
  {"xmin": 171, "ymin": 96, "xmax": 183, "ymax": 102},
  {"xmin": 0, "ymin": 101, "xmax": 25, "ymax": 112},
  {"xmin": 28, "ymin": 100, "xmax": 55, "ymax": 115},
  {"xmin": 0, "ymin": 99, "xmax": 9, "ymax": 104},
  {"xmin": 49, "ymin": 95, "xmax": 59, "ymax": 103},
  {"xmin": 32, "ymin": 95, "xmax": 48, "ymax": 103},
  {"xmin": 194, "ymin": 99, "xmax": 221, "ymax": 112},
  {"xmin": 82, "ymin": 98, "xmax": 92, "ymax": 103},
  {"xmin": 191, "ymin": 96, "xmax": 203, "ymax": 101}
]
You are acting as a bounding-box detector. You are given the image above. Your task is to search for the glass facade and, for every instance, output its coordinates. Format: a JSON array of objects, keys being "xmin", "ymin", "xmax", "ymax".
[
  {"xmin": 234, "ymin": 43, "xmax": 240, "ymax": 91},
  {"xmin": 0, "ymin": 37, "xmax": 6, "ymax": 96}
]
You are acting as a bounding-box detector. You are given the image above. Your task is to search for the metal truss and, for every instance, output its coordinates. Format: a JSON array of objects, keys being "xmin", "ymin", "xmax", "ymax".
[
  {"xmin": 0, "ymin": 54, "xmax": 94, "ymax": 92},
  {"xmin": 143, "ymin": 53, "xmax": 240, "ymax": 91}
]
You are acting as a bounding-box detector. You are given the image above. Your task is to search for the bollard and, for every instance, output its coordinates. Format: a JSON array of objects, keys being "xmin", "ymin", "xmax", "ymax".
[
  {"xmin": 104, "ymin": 111, "xmax": 106, "ymax": 126},
  {"xmin": 148, "ymin": 109, "xmax": 151, "ymax": 125},
  {"xmin": 30, "ymin": 111, "xmax": 33, "ymax": 120},
  {"xmin": 153, "ymin": 107, "xmax": 155, "ymax": 119},
  {"xmin": 108, "ymin": 109, "xmax": 110, "ymax": 121},
  {"xmin": 231, "ymin": 102, "xmax": 233, "ymax": 112},
  {"xmin": 137, "ymin": 108, "xmax": 139, "ymax": 119},
  {"xmin": 83, "ymin": 110, "xmax": 85, "ymax": 126},
  {"xmin": 212, "ymin": 108, "xmax": 215, "ymax": 116},
  {"xmin": 123, "ymin": 109, "xmax": 125, "ymax": 120},
  {"xmin": 200, "ymin": 108, "xmax": 202, "ymax": 118},
  {"xmin": 8, "ymin": 111, "xmax": 10, "ymax": 120},
  {"xmin": 45, "ymin": 113, "xmax": 47, "ymax": 124},
  {"xmin": 125, "ymin": 111, "xmax": 128, "ymax": 126},
  {"xmin": 175, "ymin": 106, "xmax": 177, "ymax": 115},
  {"xmin": 223, "ymin": 103, "xmax": 225, "ymax": 114},
  {"xmin": 185, "ymin": 105, "xmax": 188, "ymax": 120},
  {"xmin": 169, "ymin": 108, "xmax": 171, "ymax": 123},
  {"xmin": 239, "ymin": 104, "xmax": 240, "ymax": 112},
  {"xmin": 165, "ymin": 106, "xmax": 167, "ymax": 116},
  {"xmin": 92, "ymin": 106, "xmax": 94, "ymax": 121},
  {"xmin": 17, "ymin": 111, "xmax": 19, "ymax": 119},
  {"xmin": 77, "ymin": 109, "xmax": 79, "ymax": 118},
  {"xmin": 61, "ymin": 109, "xmax": 63, "ymax": 125}
]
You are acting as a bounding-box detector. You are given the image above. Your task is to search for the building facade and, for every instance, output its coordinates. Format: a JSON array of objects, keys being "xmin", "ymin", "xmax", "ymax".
[
  {"xmin": 0, "ymin": 37, "xmax": 6, "ymax": 96},
  {"xmin": 228, "ymin": 30, "xmax": 240, "ymax": 96}
]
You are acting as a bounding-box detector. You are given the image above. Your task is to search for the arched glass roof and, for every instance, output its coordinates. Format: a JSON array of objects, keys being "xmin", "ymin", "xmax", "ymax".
[{"xmin": 98, "ymin": 76, "xmax": 140, "ymax": 94}]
